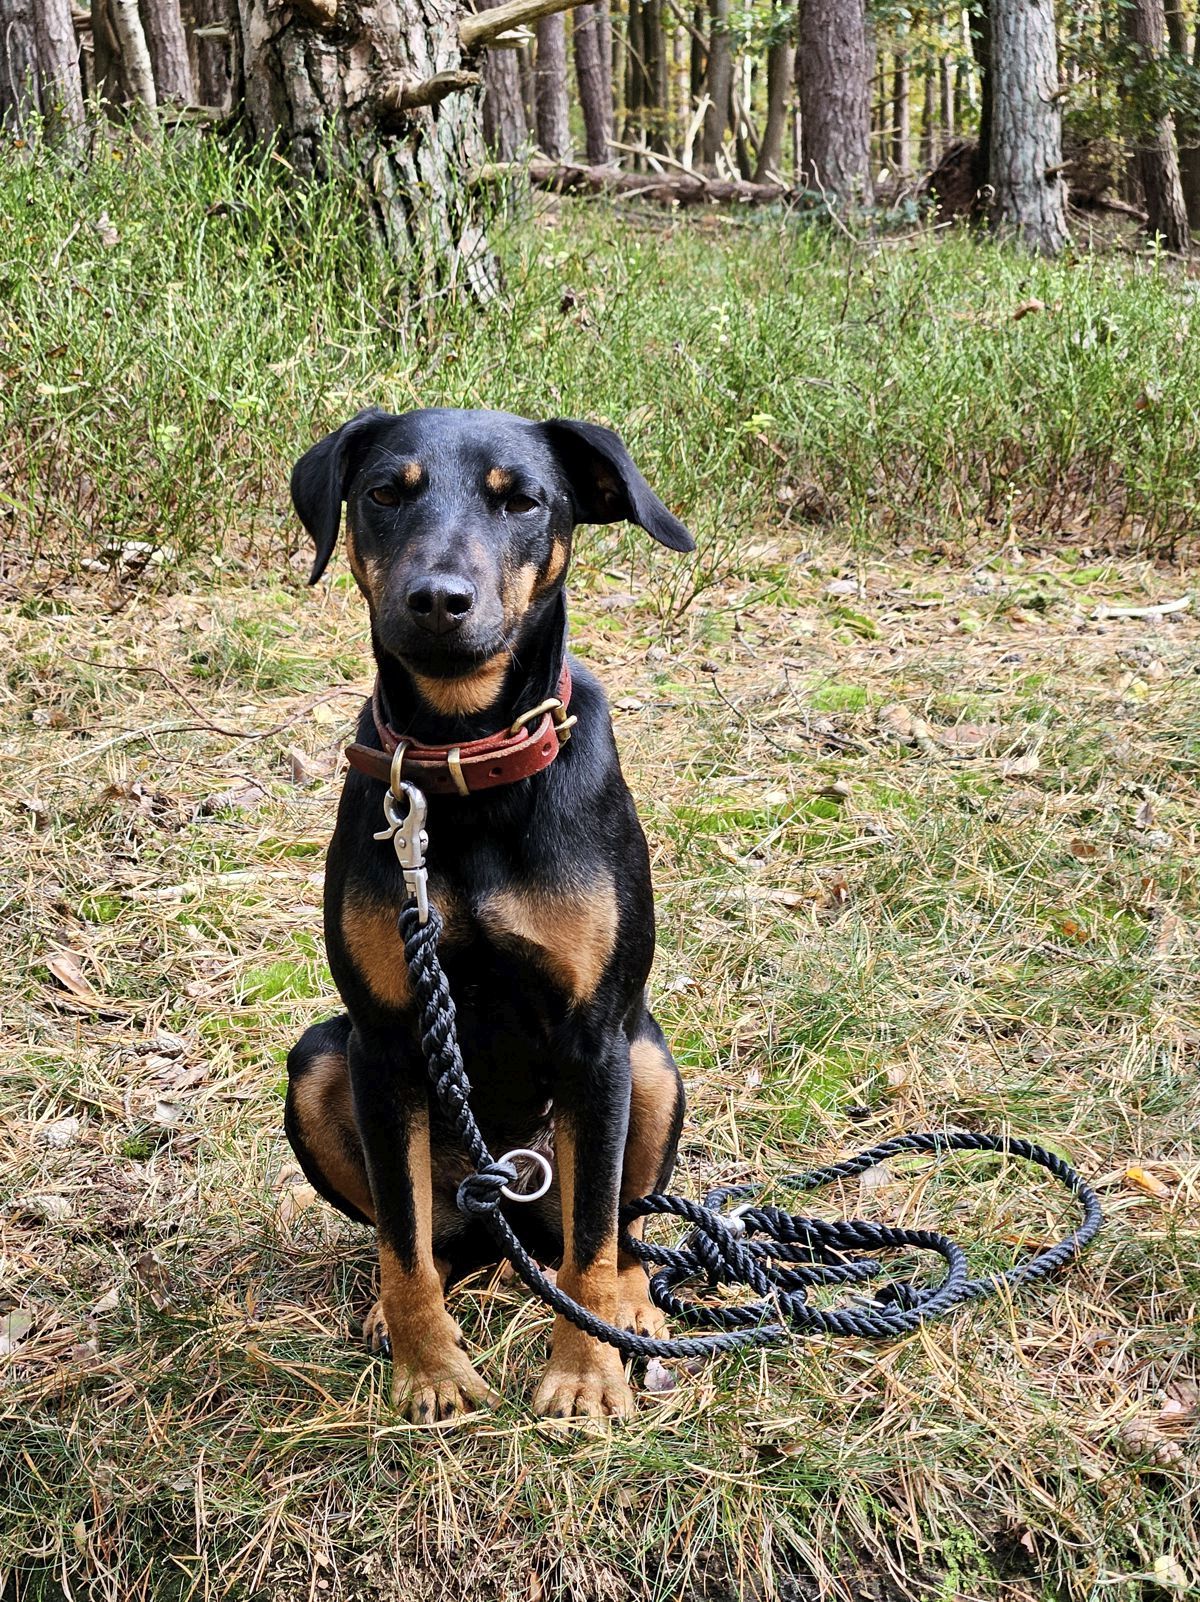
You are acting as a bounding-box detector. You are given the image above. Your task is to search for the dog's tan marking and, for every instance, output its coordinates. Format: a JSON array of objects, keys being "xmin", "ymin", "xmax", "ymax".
[
  {"xmin": 617, "ymin": 1037, "xmax": 680, "ymax": 1338},
  {"xmin": 542, "ymin": 539, "xmax": 568, "ymax": 588},
  {"xmin": 533, "ymin": 1122, "xmax": 632, "ymax": 1419},
  {"xmin": 378, "ymin": 1111, "xmax": 498, "ymax": 1421},
  {"xmin": 479, "ymin": 876, "xmax": 618, "ymax": 1003},
  {"xmin": 485, "ymin": 466, "xmax": 515, "ymax": 496},
  {"xmin": 503, "ymin": 562, "xmax": 539, "ymax": 626},
  {"xmin": 410, "ymin": 654, "xmax": 508, "ymax": 718},
  {"xmin": 398, "ymin": 459, "xmax": 424, "ymax": 488},
  {"xmin": 342, "ymin": 885, "xmax": 463, "ymax": 1009},
  {"xmin": 291, "ymin": 1050, "xmax": 374, "ymax": 1220}
]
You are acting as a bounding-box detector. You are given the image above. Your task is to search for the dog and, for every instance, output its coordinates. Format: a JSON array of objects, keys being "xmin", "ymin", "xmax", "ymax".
[{"xmin": 284, "ymin": 407, "xmax": 694, "ymax": 1421}]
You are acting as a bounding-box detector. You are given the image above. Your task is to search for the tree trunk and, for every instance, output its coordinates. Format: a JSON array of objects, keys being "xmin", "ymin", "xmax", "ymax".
[
  {"xmin": 753, "ymin": 31, "xmax": 793, "ymax": 181},
  {"xmin": 987, "ymin": 0, "xmax": 1069, "ymax": 253},
  {"xmin": 139, "ymin": 0, "xmax": 192, "ymax": 103},
  {"xmin": 939, "ymin": 53, "xmax": 953, "ymax": 141},
  {"xmin": 189, "ymin": 0, "xmax": 237, "ymax": 111},
  {"xmin": 968, "ymin": 0, "xmax": 991, "ymax": 192},
  {"xmin": 478, "ymin": 0, "xmax": 529, "ymax": 158},
  {"xmin": 1124, "ymin": 0, "xmax": 1190, "ymax": 251},
  {"xmin": 700, "ymin": 0, "xmax": 730, "ymax": 168},
  {"xmin": 891, "ymin": 49, "xmax": 908, "ymax": 172},
  {"xmin": 534, "ymin": 9, "xmax": 569, "ymax": 155},
  {"xmin": 109, "ymin": 0, "xmax": 156, "ymax": 114},
  {"xmin": 795, "ymin": 0, "xmax": 872, "ymax": 205},
  {"xmin": 624, "ymin": 0, "xmax": 646, "ymax": 146},
  {"xmin": 572, "ymin": 0, "xmax": 610, "ymax": 161},
  {"xmin": 643, "ymin": 0, "xmax": 666, "ymax": 151},
  {"xmin": 920, "ymin": 53, "xmax": 936, "ymax": 168},
  {"xmin": 236, "ymin": 0, "xmax": 495, "ymax": 294},
  {"xmin": 0, "ymin": 0, "xmax": 39, "ymax": 130},
  {"xmin": 91, "ymin": 0, "xmax": 124, "ymax": 104},
  {"xmin": 1182, "ymin": 21, "xmax": 1200, "ymax": 226},
  {"xmin": 33, "ymin": 0, "xmax": 85, "ymax": 141}
]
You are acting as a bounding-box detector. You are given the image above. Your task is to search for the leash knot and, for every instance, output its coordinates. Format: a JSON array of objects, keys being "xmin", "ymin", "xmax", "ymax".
[{"xmin": 457, "ymin": 1161, "xmax": 518, "ymax": 1218}]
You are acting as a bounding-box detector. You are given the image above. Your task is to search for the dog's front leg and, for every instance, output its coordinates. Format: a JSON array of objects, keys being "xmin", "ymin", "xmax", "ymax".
[
  {"xmin": 534, "ymin": 1043, "xmax": 634, "ymax": 1419},
  {"xmin": 349, "ymin": 1028, "xmax": 498, "ymax": 1422}
]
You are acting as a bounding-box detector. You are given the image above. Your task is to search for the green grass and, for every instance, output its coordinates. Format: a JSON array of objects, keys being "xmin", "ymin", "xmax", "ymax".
[
  {"xmin": 2, "ymin": 132, "xmax": 1199, "ymax": 1602},
  {"xmin": 4, "ymin": 128, "xmax": 1200, "ymax": 587}
]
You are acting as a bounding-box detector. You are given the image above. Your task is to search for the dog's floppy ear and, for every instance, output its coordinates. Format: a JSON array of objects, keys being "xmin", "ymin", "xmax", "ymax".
[
  {"xmin": 291, "ymin": 407, "xmax": 390, "ymax": 584},
  {"xmin": 541, "ymin": 418, "xmax": 695, "ymax": 552}
]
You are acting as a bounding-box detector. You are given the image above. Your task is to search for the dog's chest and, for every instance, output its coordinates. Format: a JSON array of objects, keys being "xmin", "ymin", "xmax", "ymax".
[{"xmin": 339, "ymin": 861, "xmax": 620, "ymax": 1016}]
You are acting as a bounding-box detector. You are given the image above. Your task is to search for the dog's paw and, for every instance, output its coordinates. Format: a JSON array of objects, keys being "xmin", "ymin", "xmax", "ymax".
[
  {"xmin": 533, "ymin": 1350, "xmax": 634, "ymax": 1420},
  {"xmin": 363, "ymin": 1299, "xmax": 392, "ymax": 1357},
  {"xmin": 617, "ymin": 1268, "xmax": 668, "ymax": 1339},
  {"xmin": 391, "ymin": 1351, "xmax": 500, "ymax": 1423}
]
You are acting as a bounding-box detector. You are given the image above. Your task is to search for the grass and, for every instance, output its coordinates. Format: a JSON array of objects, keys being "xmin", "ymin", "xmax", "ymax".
[
  {"xmin": 5, "ymin": 128, "xmax": 1200, "ymax": 586},
  {"xmin": 2, "ymin": 131, "xmax": 1199, "ymax": 1602}
]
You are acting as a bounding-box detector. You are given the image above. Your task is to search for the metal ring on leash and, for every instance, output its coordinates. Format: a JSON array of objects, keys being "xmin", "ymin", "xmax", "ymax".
[{"xmin": 497, "ymin": 1149, "xmax": 554, "ymax": 1203}]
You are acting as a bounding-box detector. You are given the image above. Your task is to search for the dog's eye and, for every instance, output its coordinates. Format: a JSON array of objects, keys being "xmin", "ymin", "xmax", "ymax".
[
  {"xmin": 505, "ymin": 494, "xmax": 539, "ymax": 515},
  {"xmin": 369, "ymin": 486, "xmax": 399, "ymax": 507}
]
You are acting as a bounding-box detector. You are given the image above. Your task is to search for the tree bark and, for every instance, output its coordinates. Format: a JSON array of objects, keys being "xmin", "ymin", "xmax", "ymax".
[
  {"xmin": 795, "ymin": 0, "xmax": 872, "ymax": 205},
  {"xmin": 33, "ymin": 0, "xmax": 85, "ymax": 140},
  {"xmin": 189, "ymin": 0, "xmax": 237, "ymax": 111},
  {"xmin": 891, "ymin": 49, "xmax": 908, "ymax": 172},
  {"xmin": 109, "ymin": 0, "xmax": 156, "ymax": 114},
  {"xmin": 624, "ymin": 0, "xmax": 646, "ymax": 145},
  {"xmin": 478, "ymin": 0, "xmax": 529, "ymax": 157},
  {"xmin": 987, "ymin": 0, "xmax": 1069, "ymax": 253},
  {"xmin": 699, "ymin": 0, "xmax": 730, "ymax": 168},
  {"xmin": 572, "ymin": 0, "xmax": 610, "ymax": 161},
  {"xmin": 753, "ymin": 31, "xmax": 793, "ymax": 182},
  {"xmin": 1124, "ymin": 0, "xmax": 1190, "ymax": 251},
  {"xmin": 643, "ymin": 0, "xmax": 666, "ymax": 150},
  {"xmin": 920, "ymin": 53, "xmax": 936, "ymax": 168},
  {"xmin": 236, "ymin": 0, "xmax": 495, "ymax": 294},
  {"xmin": 534, "ymin": 9, "xmax": 569, "ymax": 155},
  {"xmin": 0, "ymin": 0, "xmax": 40, "ymax": 130},
  {"xmin": 139, "ymin": 0, "xmax": 192, "ymax": 103},
  {"xmin": 1182, "ymin": 19, "xmax": 1200, "ymax": 226}
]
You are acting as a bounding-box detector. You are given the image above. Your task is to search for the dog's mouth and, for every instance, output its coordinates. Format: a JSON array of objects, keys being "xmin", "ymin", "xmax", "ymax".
[{"xmin": 394, "ymin": 631, "xmax": 512, "ymax": 681}]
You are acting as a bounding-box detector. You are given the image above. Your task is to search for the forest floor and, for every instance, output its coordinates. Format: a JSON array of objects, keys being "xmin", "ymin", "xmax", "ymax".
[{"xmin": 2, "ymin": 137, "xmax": 1199, "ymax": 1602}]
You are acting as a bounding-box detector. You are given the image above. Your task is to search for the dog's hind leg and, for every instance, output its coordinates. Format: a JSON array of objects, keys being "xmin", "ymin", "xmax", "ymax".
[
  {"xmin": 285, "ymin": 1015, "xmax": 374, "ymax": 1225},
  {"xmin": 617, "ymin": 1013, "xmax": 685, "ymax": 1338}
]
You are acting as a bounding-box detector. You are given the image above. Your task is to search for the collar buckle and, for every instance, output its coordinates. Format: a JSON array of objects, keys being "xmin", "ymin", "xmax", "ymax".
[{"xmin": 509, "ymin": 697, "xmax": 578, "ymax": 746}]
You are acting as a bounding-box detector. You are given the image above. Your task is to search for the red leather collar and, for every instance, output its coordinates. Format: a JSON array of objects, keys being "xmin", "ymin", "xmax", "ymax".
[{"xmin": 344, "ymin": 666, "xmax": 575, "ymax": 797}]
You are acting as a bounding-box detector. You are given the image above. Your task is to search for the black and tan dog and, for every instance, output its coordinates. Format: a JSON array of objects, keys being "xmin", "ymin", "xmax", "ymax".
[{"xmin": 284, "ymin": 407, "xmax": 693, "ymax": 1422}]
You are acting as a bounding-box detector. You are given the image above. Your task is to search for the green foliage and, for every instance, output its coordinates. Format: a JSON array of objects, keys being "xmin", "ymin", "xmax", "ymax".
[{"xmin": 3, "ymin": 132, "xmax": 1200, "ymax": 592}]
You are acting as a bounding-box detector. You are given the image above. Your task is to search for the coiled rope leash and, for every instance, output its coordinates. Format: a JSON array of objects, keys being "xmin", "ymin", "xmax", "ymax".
[{"xmin": 382, "ymin": 776, "xmax": 1103, "ymax": 1359}]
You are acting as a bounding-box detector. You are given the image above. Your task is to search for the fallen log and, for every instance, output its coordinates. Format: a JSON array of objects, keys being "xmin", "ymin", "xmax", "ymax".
[{"xmin": 480, "ymin": 159, "xmax": 794, "ymax": 207}]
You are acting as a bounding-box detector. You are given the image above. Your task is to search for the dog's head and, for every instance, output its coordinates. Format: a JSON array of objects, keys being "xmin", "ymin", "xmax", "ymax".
[{"xmin": 291, "ymin": 408, "xmax": 693, "ymax": 695}]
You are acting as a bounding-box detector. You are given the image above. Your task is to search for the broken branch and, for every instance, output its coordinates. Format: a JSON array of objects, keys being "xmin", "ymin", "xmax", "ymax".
[
  {"xmin": 477, "ymin": 158, "xmax": 793, "ymax": 208},
  {"xmin": 460, "ymin": 0, "xmax": 591, "ymax": 51}
]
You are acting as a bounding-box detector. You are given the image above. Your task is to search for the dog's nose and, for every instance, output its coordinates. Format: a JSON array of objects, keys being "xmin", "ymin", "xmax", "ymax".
[{"xmin": 406, "ymin": 576, "xmax": 476, "ymax": 635}]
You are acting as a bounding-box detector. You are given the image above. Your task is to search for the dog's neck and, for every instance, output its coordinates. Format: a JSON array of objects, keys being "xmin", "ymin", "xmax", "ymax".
[{"xmin": 371, "ymin": 592, "xmax": 569, "ymax": 747}]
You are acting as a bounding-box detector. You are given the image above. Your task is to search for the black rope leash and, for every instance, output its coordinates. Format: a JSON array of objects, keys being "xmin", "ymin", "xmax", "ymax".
[{"xmin": 400, "ymin": 901, "xmax": 1104, "ymax": 1359}]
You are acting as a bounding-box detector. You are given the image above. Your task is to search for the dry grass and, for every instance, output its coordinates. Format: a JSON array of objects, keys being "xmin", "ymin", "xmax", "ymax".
[{"xmin": 1, "ymin": 532, "xmax": 1198, "ymax": 1601}]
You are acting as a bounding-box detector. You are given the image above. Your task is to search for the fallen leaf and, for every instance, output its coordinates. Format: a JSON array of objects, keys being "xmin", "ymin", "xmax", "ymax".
[
  {"xmin": 614, "ymin": 696, "xmax": 644, "ymax": 712},
  {"xmin": 1135, "ymin": 797, "xmax": 1155, "ymax": 829},
  {"xmin": 153, "ymin": 1098, "xmax": 187, "ymax": 1127},
  {"xmin": 277, "ymin": 1181, "xmax": 318, "ymax": 1229},
  {"xmin": 93, "ymin": 212, "xmax": 119, "ymax": 247},
  {"xmin": 90, "ymin": 1287, "xmax": 121, "ymax": 1316},
  {"xmin": 1067, "ymin": 839, "xmax": 1099, "ymax": 861},
  {"xmin": 1124, "ymin": 1166, "xmax": 1173, "ymax": 1200},
  {"xmin": 1001, "ymin": 750, "xmax": 1040, "ymax": 778},
  {"xmin": 1152, "ymin": 1555, "xmax": 1190, "ymax": 1591},
  {"xmin": 0, "ymin": 1308, "xmax": 35, "ymax": 1355},
  {"xmin": 288, "ymin": 746, "xmax": 336, "ymax": 784},
  {"xmin": 877, "ymin": 703, "xmax": 916, "ymax": 743},
  {"xmin": 200, "ymin": 782, "xmax": 269, "ymax": 815},
  {"xmin": 46, "ymin": 950, "xmax": 101, "ymax": 1005},
  {"xmin": 1012, "ymin": 298, "xmax": 1046, "ymax": 320}
]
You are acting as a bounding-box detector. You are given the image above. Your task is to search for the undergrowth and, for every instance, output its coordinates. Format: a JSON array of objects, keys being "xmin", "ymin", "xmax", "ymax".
[{"xmin": 2, "ymin": 129, "xmax": 1200, "ymax": 588}]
